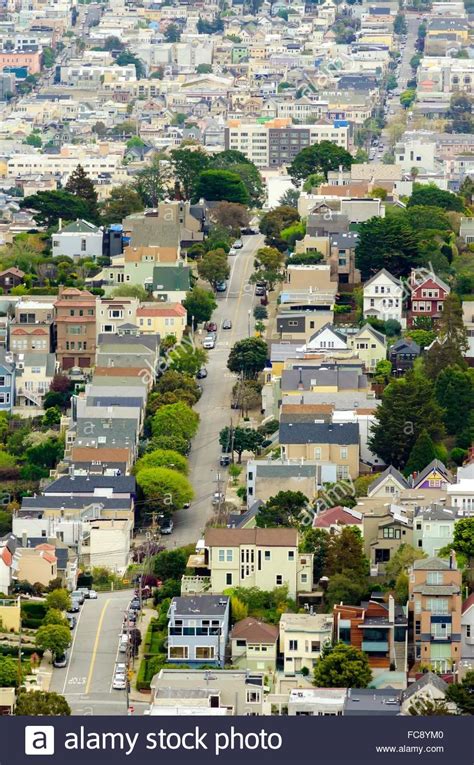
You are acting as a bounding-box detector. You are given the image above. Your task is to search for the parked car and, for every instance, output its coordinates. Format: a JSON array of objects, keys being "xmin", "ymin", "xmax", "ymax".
[
  {"xmin": 206, "ymin": 321, "xmax": 217, "ymax": 332},
  {"xmin": 66, "ymin": 615, "xmax": 76, "ymax": 629},
  {"xmin": 113, "ymin": 675, "xmax": 127, "ymax": 690},
  {"xmin": 53, "ymin": 651, "xmax": 69, "ymax": 668},
  {"xmin": 119, "ymin": 635, "xmax": 129, "ymax": 653},
  {"xmin": 229, "ymin": 247, "xmax": 237, "ymax": 256},
  {"xmin": 68, "ymin": 600, "xmax": 80, "ymax": 613},
  {"xmin": 77, "ymin": 587, "xmax": 90, "ymax": 598},
  {"xmin": 115, "ymin": 662, "xmax": 126, "ymax": 674},
  {"xmin": 203, "ymin": 335, "xmax": 215, "ymax": 349},
  {"xmin": 71, "ymin": 590, "xmax": 85, "ymax": 604},
  {"xmin": 255, "ymin": 285, "xmax": 265, "ymax": 296},
  {"xmin": 216, "ymin": 281, "xmax": 227, "ymax": 292},
  {"xmin": 222, "ymin": 319, "xmax": 232, "ymax": 330},
  {"xmin": 159, "ymin": 517, "xmax": 174, "ymax": 535},
  {"xmin": 130, "ymin": 599, "xmax": 141, "ymax": 611},
  {"xmin": 233, "ymin": 239, "xmax": 243, "ymax": 249},
  {"xmin": 182, "ymin": 501, "xmax": 191, "ymax": 509},
  {"xmin": 89, "ymin": 589, "xmax": 97, "ymax": 599},
  {"xmin": 196, "ymin": 367, "xmax": 208, "ymax": 379},
  {"xmin": 212, "ymin": 491, "xmax": 225, "ymax": 506},
  {"xmin": 219, "ymin": 454, "xmax": 231, "ymax": 467}
]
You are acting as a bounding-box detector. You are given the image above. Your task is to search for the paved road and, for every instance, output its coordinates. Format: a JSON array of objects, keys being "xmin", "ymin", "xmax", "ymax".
[
  {"xmin": 165, "ymin": 233, "xmax": 265, "ymax": 549},
  {"xmin": 49, "ymin": 591, "xmax": 134, "ymax": 715}
]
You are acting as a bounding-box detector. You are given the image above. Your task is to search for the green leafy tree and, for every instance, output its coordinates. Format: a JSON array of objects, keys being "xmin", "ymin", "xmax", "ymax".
[
  {"xmin": 227, "ymin": 337, "xmax": 267, "ymax": 379},
  {"xmin": 197, "ymin": 249, "xmax": 230, "ymax": 289},
  {"xmin": 43, "ymin": 609, "xmax": 69, "ymax": 627},
  {"xmin": 65, "ymin": 164, "xmax": 99, "ymax": 222},
  {"xmin": 435, "ymin": 366, "xmax": 474, "ymax": 435},
  {"xmin": 168, "ymin": 342, "xmax": 207, "ymax": 377},
  {"xmin": 369, "ymin": 373, "xmax": 445, "ymax": 468},
  {"xmin": 288, "ymin": 141, "xmax": 353, "ymax": 183},
  {"xmin": 170, "ymin": 148, "xmax": 210, "ymax": 200},
  {"xmin": 210, "ymin": 201, "xmax": 250, "ymax": 232},
  {"xmin": 15, "ymin": 690, "xmax": 71, "ymax": 716},
  {"xmin": 355, "ymin": 215, "xmax": 420, "ymax": 279},
  {"xmin": 35, "ymin": 624, "xmax": 71, "ymax": 659},
  {"xmin": 133, "ymin": 154, "xmax": 170, "ymax": 207},
  {"xmin": 136, "ymin": 467, "xmax": 193, "ymax": 510},
  {"xmin": 405, "ymin": 429, "xmax": 437, "ymax": 475},
  {"xmin": 446, "ymin": 670, "xmax": 474, "ymax": 714},
  {"xmin": 259, "ymin": 205, "xmax": 300, "ymax": 250},
  {"xmin": 111, "ymin": 285, "xmax": 149, "ymax": 300},
  {"xmin": 325, "ymin": 573, "xmax": 367, "ymax": 608},
  {"xmin": 407, "ymin": 184, "xmax": 465, "ymax": 213},
  {"xmin": 373, "ymin": 359, "xmax": 392, "ymax": 384},
  {"xmin": 400, "ymin": 88, "xmax": 416, "ymax": 108},
  {"xmin": 41, "ymin": 406, "xmax": 61, "ymax": 429},
  {"xmin": 153, "ymin": 548, "xmax": 189, "ymax": 580},
  {"xmin": 405, "ymin": 329, "xmax": 436, "ymax": 349},
  {"xmin": 183, "ymin": 286, "xmax": 217, "ymax": 327},
  {"xmin": 251, "ymin": 246, "xmax": 285, "ymax": 290},
  {"xmin": 152, "ymin": 401, "xmax": 199, "ymax": 441},
  {"xmin": 154, "ymin": 370, "xmax": 201, "ymax": 402},
  {"xmin": 313, "ymin": 643, "xmax": 372, "ymax": 688},
  {"xmin": 45, "ymin": 589, "xmax": 71, "ymax": 611},
  {"xmin": 164, "ymin": 23, "xmax": 181, "ymax": 42},
  {"xmin": 253, "ymin": 305, "xmax": 268, "ymax": 320},
  {"xmin": 115, "ymin": 50, "xmax": 145, "ymax": 78},
  {"xmin": 100, "ymin": 185, "xmax": 144, "ymax": 225},
  {"xmin": 385, "ymin": 544, "xmax": 426, "ymax": 580},
  {"xmin": 256, "ymin": 490, "xmax": 309, "ymax": 527},
  {"xmin": 449, "ymin": 518, "xmax": 474, "ymax": 562},
  {"xmin": 193, "ymin": 169, "xmax": 249, "ymax": 205},
  {"xmin": 0, "ymin": 657, "xmax": 22, "ymax": 687},
  {"xmin": 394, "ymin": 572, "xmax": 409, "ymax": 604},
  {"xmin": 25, "ymin": 133, "xmax": 42, "ymax": 148},
  {"xmin": 299, "ymin": 528, "xmax": 330, "ymax": 582},
  {"xmin": 20, "ymin": 191, "xmax": 89, "ymax": 228},
  {"xmin": 42, "ymin": 46, "xmax": 56, "ymax": 68},
  {"xmin": 302, "ymin": 173, "xmax": 325, "ymax": 192},
  {"xmin": 219, "ymin": 426, "xmax": 265, "ymax": 463},
  {"xmin": 231, "ymin": 596, "xmax": 248, "ymax": 622},
  {"xmin": 134, "ymin": 449, "xmax": 188, "ymax": 475},
  {"xmin": 279, "ymin": 188, "xmax": 300, "ymax": 208},
  {"xmin": 326, "ymin": 527, "xmax": 369, "ymax": 580},
  {"xmin": 148, "ymin": 434, "xmax": 189, "ymax": 456},
  {"xmin": 425, "ymin": 294, "xmax": 469, "ymax": 379}
]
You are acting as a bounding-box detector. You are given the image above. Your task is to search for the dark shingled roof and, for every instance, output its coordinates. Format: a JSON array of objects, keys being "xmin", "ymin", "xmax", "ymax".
[{"xmin": 279, "ymin": 421, "xmax": 359, "ymax": 445}]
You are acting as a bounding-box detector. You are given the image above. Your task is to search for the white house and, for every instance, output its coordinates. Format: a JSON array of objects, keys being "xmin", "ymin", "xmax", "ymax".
[
  {"xmin": 297, "ymin": 323, "xmax": 348, "ymax": 353},
  {"xmin": 52, "ymin": 219, "xmax": 103, "ymax": 261},
  {"xmin": 447, "ymin": 480, "xmax": 474, "ymax": 515},
  {"xmin": 367, "ymin": 465, "xmax": 410, "ymax": 499},
  {"xmin": 363, "ymin": 268, "xmax": 405, "ymax": 327}
]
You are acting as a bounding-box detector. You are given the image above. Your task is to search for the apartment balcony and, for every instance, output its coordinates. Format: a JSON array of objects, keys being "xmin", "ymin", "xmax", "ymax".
[
  {"xmin": 181, "ymin": 575, "xmax": 211, "ymax": 594},
  {"xmin": 362, "ymin": 641, "xmax": 389, "ymax": 653}
]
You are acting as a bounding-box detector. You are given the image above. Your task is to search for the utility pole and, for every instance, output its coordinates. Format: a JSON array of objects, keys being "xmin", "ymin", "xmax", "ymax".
[{"xmin": 17, "ymin": 609, "xmax": 22, "ymax": 688}]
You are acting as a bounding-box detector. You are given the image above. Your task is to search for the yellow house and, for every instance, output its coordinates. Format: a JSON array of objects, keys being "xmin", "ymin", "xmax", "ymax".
[
  {"xmin": 12, "ymin": 546, "xmax": 57, "ymax": 587},
  {"xmin": 279, "ymin": 420, "xmax": 360, "ymax": 480},
  {"xmin": 279, "ymin": 613, "xmax": 333, "ymax": 675},
  {"xmin": 136, "ymin": 303, "xmax": 187, "ymax": 342},
  {"xmin": 348, "ymin": 324, "xmax": 387, "ymax": 372},
  {"xmin": 0, "ymin": 597, "xmax": 21, "ymax": 632}
]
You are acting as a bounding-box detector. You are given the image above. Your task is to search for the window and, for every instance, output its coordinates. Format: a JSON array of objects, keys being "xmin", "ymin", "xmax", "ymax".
[
  {"xmin": 415, "ymin": 621, "xmax": 421, "ymax": 636},
  {"xmin": 427, "ymin": 572, "xmax": 443, "ymax": 585},
  {"xmin": 301, "ymin": 573, "xmax": 307, "ymax": 583},
  {"xmin": 246, "ymin": 689, "xmax": 261, "ymax": 704},
  {"xmin": 169, "ymin": 646, "xmax": 188, "ymax": 659},
  {"xmin": 288, "ymin": 551, "xmax": 295, "ymax": 561},
  {"xmin": 0, "ymin": 376, "xmax": 5, "ymax": 386},
  {"xmin": 264, "ymin": 551, "xmax": 271, "ymax": 561},
  {"xmin": 236, "ymin": 639, "xmax": 246, "ymax": 647},
  {"xmin": 311, "ymin": 641, "xmax": 320, "ymax": 653},
  {"xmin": 314, "ymin": 447, "xmax": 321, "ymax": 460},
  {"xmin": 276, "ymin": 574, "xmax": 283, "ymax": 585},
  {"xmin": 288, "ymin": 640, "xmax": 298, "ymax": 651},
  {"xmin": 467, "ymin": 625, "xmax": 471, "ymax": 638},
  {"xmin": 340, "ymin": 447, "xmax": 348, "ymax": 460},
  {"xmin": 81, "ymin": 238, "xmax": 87, "ymax": 252},
  {"xmin": 226, "ymin": 573, "xmax": 232, "ymax": 586},
  {"xmin": 428, "ymin": 598, "xmax": 449, "ymax": 615},
  {"xmin": 195, "ymin": 646, "xmax": 215, "ymax": 660}
]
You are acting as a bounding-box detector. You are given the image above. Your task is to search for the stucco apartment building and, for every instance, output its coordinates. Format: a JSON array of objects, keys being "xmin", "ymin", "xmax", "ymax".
[
  {"xmin": 54, "ymin": 287, "xmax": 97, "ymax": 370},
  {"xmin": 12, "ymin": 545, "xmax": 57, "ymax": 587}
]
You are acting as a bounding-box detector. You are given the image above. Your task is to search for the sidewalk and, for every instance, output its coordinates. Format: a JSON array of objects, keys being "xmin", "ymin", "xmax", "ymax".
[{"xmin": 128, "ymin": 603, "xmax": 156, "ymax": 704}]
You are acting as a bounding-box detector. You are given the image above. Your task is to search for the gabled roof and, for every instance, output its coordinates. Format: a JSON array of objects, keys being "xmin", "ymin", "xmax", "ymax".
[
  {"xmin": 0, "ymin": 266, "xmax": 25, "ymax": 278},
  {"xmin": 368, "ymin": 465, "xmax": 409, "ymax": 495},
  {"xmin": 413, "ymin": 556, "xmax": 453, "ymax": 571},
  {"xmin": 58, "ymin": 219, "xmax": 101, "ymax": 235},
  {"xmin": 355, "ymin": 323, "xmax": 387, "ymax": 345},
  {"xmin": 412, "ymin": 460, "xmax": 451, "ymax": 487},
  {"xmin": 462, "ymin": 592, "xmax": 474, "ymax": 615},
  {"xmin": 402, "ymin": 671, "xmax": 448, "ymax": 700},
  {"xmin": 390, "ymin": 338, "xmax": 420, "ymax": 354},
  {"xmin": 313, "ymin": 505, "xmax": 363, "ymax": 529},
  {"xmin": 306, "ymin": 322, "xmax": 347, "ymax": 346},
  {"xmin": 364, "ymin": 268, "xmax": 401, "ymax": 289},
  {"xmin": 230, "ymin": 617, "xmax": 279, "ymax": 643}
]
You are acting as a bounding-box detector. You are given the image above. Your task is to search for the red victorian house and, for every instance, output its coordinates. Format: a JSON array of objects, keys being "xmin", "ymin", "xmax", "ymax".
[{"xmin": 408, "ymin": 270, "xmax": 450, "ymax": 327}]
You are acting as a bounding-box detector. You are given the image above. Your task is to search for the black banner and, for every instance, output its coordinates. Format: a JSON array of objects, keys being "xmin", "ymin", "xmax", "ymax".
[{"xmin": 4, "ymin": 716, "xmax": 472, "ymax": 765}]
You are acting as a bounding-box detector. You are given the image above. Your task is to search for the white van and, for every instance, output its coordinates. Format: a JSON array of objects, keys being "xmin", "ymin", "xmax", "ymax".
[{"xmin": 119, "ymin": 634, "xmax": 129, "ymax": 653}]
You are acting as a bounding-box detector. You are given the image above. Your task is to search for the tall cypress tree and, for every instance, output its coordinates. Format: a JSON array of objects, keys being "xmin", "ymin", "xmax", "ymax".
[
  {"xmin": 435, "ymin": 365, "xmax": 474, "ymax": 435},
  {"xmin": 425, "ymin": 293, "xmax": 468, "ymax": 378},
  {"xmin": 65, "ymin": 164, "xmax": 99, "ymax": 223},
  {"xmin": 404, "ymin": 430, "xmax": 437, "ymax": 476}
]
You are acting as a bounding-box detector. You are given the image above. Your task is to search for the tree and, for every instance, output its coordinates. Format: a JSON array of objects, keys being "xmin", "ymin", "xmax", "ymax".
[
  {"xmin": 20, "ymin": 190, "xmax": 90, "ymax": 228},
  {"xmin": 196, "ymin": 63, "xmax": 212, "ymax": 74},
  {"xmin": 405, "ymin": 329, "xmax": 436, "ymax": 349},
  {"xmin": 154, "ymin": 370, "xmax": 201, "ymax": 402},
  {"xmin": 227, "ymin": 337, "xmax": 267, "ymax": 379},
  {"xmin": 25, "ymin": 132, "xmax": 42, "ymax": 148},
  {"xmin": 325, "ymin": 573, "xmax": 367, "ymax": 608},
  {"xmin": 136, "ymin": 467, "xmax": 193, "ymax": 510},
  {"xmin": 170, "ymin": 148, "xmax": 210, "ymax": 200},
  {"xmin": 259, "ymin": 205, "xmax": 300, "ymax": 250},
  {"xmin": 408, "ymin": 697, "xmax": 453, "ymax": 716},
  {"xmin": 405, "ymin": 429, "xmax": 437, "ymax": 475},
  {"xmin": 313, "ymin": 643, "xmax": 372, "ymax": 688},
  {"xmin": 252, "ymin": 246, "xmax": 285, "ymax": 290},
  {"xmin": 253, "ymin": 305, "xmax": 268, "ymax": 320},
  {"xmin": 446, "ymin": 670, "xmax": 474, "ymax": 714},
  {"xmin": 210, "ymin": 202, "xmax": 249, "ymax": 231},
  {"xmin": 193, "ymin": 169, "xmax": 249, "ymax": 205},
  {"xmin": 299, "ymin": 528, "xmax": 330, "ymax": 581},
  {"xmin": 111, "ymin": 284, "xmax": 149, "ymax": 300},
  {"xmin": 288, "ymin": 141, "xmax": 353, "ymax": 183},
  {"xmin": 408, "ymin": 184, "xmax": 464, "ymax": 213},
  {"xmin": 197, "ymin": 249, "xmax": 230, "ymax": 289},
  {"xmin": 355, "ymin": 215, "xmax": 420, "ymax": 279},
  {"xmin": 400, "ymin": 88, "xmax": 416, "ymax": 108},
  {"xmin": 373, "ymin": 359, "xmax": 392, "ymax": 384},
  {"xmin": 42, "ymin": 406, "xmax": 61, "ymax": 429},
  {"xmin": 101, "ymin": 185, "xmax": 144, "ymax": 225},
  {"xmin": 231, "ymin": 596, "xmax": 248, "ymax": 622},
  {"xmin": 103, "ymin": 35, "xmax": 125, "ymax": 52},
  {"xmin": 65, "ymin": 164, "xmax": 99, "ymax": 222},
  {"xmin": 435, "ymin": 366, "xmax": 474, "ymax": 435},
  {"xmin": 394, "ymin": 571, "xmax": 409, "ymax": 604},
  {"xmin": 325, "ymin": 527, "xmax": 369, "ymax": 580},
  {"xmin": 303, "ymin": 173, "xmax": 325, "ymax": 192},
  {"xmin": 279, "ymin": 188, "xmax": 300, "ymax": 208},
  {"xmin": 153, "ymin": 548, "xmax": 188, "ymax": 580},
  {"xmin": 115, "ymin": 50, "xmax": 145, "ymax": 78},
  {"xmin": 152, "ymin": 401, "xmax": 199, "ymax": 441},
  {"xmin": 369, "ymin": 373, "xmax": 445, "ymax": 468},
  {"xmin": 183, "ymin": 287, "xmax": 217, "ymax": 328},
  {"xmin": 43, "ymin": 608, "xmax": 69, "ymax": 627},
  {"xmin": 449, "ymin": 517, "xmax": 474, "ymax": 561},
  {"xmin": 425, "ymin": 294, "xmax": 469, "ymax": 378},
  {"xmin": 134, "ymin": 449, "xmax": 188, "ymax": 475},
  {"xmin": 133, "ymin": 154, "xmax": 170, "ymax": 207},
  {"xmin": 148, "ymin": 434, "xmax": 189, "ymax": 456},
  {"xmin": 256, "ymin": 490, "xmax": 309, "ymax": 527},
  {"xmin": 385, "ymin": 544, "xmax": 426, "ymax": 580},
  {"xmin": 168, "ymin": 342, "xmax": 207, "ymax": 378},
  {"xmin": 15, "ymin": 689, "xmax": 71, "ymax": 715},
  {"xmin": 164, "ymin": 23, "xmax": 181, "ymax": 42},
  {"xmin": 219, "ymin": 426, "xmax": 265, "ymax": 463},
  {"xmin": 45, "ymin": 589, "xmax": 71, "ymax": 612},
  {"xmin": 35, "ymin": 624, "xmax": 71, "ymax": 659}
]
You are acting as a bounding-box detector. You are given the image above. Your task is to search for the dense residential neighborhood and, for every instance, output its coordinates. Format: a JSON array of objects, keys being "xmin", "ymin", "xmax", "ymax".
[{"xmin": 0, "ymin": 0, "xmax": 471, "ymax": 723}]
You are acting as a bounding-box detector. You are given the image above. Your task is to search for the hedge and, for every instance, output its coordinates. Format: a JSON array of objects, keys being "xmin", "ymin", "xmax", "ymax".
[
  {"xmin": 21, "ymin": 602, "xmax": 47, "ymax": 619},
  {"xmin": 22, "ymin": 617, "xmax": 43, "ymax": 629},
  {"xmin": 0, "ymin": 645, "xmax": 43, "ymax": 658}
]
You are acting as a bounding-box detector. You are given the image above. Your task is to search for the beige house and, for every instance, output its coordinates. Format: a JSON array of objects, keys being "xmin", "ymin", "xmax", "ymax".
[
  {"xmin": 12, "ymin": 546, "xmax": 57, "ymax": 587},
  {"xmin": 279, "ymin": 421, "xmax": 360, "ymax": 481},
  {"xmin": 348, "ymin": 324, "xmax": 387, "ymax": 372},
  {"xmin": 183, "ymin": 528, "xmax": 313, "ymax": 600},
  {"xmin": 279, "ymin": 613, "xmax": 333, "ymax": 675},
  {"xmin": 0, "ymin": 596, "xmax": 21, "ymax": 632},
  {"xmin": 283, "ymin": 263, "xmax": 336, "ymax": 293},
  {"xmin": 136, "ymin": 303, "xmax": 187, "ymax": 342},
  {"xmin": 230, "ymin": 617, "xmax": 278, "ymax": 672},
  {"xmin": 362, "ymin": 507, "xmax": 413, "ymax": 573},
  {"xmin": 80, "ymin": 518, "xmax": 131, "ymax": 573},
  {"xmin": 294, "ymin": 236, "xmax": 330, "ymax": 259}
]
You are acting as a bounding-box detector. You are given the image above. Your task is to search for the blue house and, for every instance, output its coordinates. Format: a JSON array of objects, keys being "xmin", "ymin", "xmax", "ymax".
[
  {"xmin": 0, "ymin": 352, "xmax": 15, "ymax": 412},
  {"xmin": 167, "ymin": 595, "xmax": 230, "ymax": 667}
]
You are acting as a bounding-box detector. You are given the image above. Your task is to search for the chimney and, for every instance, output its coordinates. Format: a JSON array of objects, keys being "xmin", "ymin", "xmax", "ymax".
[
  {"xmin": 388, "ymin": 594, "xmax": 395, "ymax": 624},
  {"xmin": 22, "ymin": 531, "xmax": 27, "ymax": 549},
  {"xmin": 58, "ymin": 218, "xmax": 62, "ymax": 231}
]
